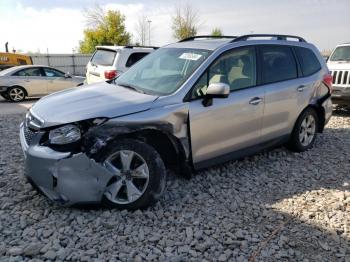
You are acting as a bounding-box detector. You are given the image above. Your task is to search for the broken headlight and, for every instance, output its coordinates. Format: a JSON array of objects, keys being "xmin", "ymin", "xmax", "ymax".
[{"xmin": 49, "ymin": 124, "xmax": 81, "ymax": 145}]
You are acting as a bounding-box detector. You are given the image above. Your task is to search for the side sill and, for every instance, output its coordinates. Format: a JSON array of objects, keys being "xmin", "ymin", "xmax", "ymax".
[{"xmin": 193, "ymin": 135, "xmax": 290, "ymax": 170}]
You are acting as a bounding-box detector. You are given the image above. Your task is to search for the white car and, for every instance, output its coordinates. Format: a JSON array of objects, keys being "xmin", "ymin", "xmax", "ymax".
[
  {"xmin": 327, "ymin": 42, "xmax": 350, "ymax": 105},
  {"xmin": 0, "ymin": 65, "xmax": 85, "ymax": 102},
  {"xmin": 86, "ymin": 45, "xmax": 157, "ymax": 84}
]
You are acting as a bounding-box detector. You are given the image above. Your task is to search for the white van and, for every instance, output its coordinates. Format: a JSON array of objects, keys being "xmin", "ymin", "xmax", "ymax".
[{"xmin": 86, "ymin": 45, "xmax": 157, "ymax": 84}]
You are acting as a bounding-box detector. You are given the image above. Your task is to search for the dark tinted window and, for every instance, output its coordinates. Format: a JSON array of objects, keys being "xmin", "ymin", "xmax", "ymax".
[
  {"xmin": 125, "ymin": 52, "xmax": 149, "ymax": 67},
  {"xmin": 91, "ymin": 49, "xmax": 116, "ymax": 66},
  {"xmin": 17, "ymin": 58, "xmax": 28, "ymax": 65},
  {"xmin": 295, "ymin": 47, "xmax": 321, "ymax": 77},
  {"xmin": 260, "ymin": 46, "xmax": 297, "ymax": 84},
  {"xmin": 43, "ymin": 68, "xmax": 65, "ymax": 77},
  {"xmin": 13, "ymin": 68, "xmax": 43, "ymax": 77}
]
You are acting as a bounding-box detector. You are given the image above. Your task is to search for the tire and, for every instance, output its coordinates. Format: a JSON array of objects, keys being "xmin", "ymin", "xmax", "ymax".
[
  {"xmin": 7, "ymin": 86, "xmax": 26, "ymax": 102},
  {"xmin": 1, "ymin": 93, "xmax": 9, "ymax": 100},
  {"xmin": 287, "ymin": 107, "xmax": 319, "ymax": 152},
  {"xmin": 101, "ymin": 139, "xmax": 166, "ymax": 210}
]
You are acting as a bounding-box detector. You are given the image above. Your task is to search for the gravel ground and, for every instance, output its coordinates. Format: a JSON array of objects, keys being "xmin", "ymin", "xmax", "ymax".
[{"xmin": 0, "ymin": 110, "xmax": 349, "ymax": 261}]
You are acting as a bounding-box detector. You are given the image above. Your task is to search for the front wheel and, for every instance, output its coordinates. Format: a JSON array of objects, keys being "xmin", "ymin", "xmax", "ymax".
[
  {"xmin": 287, "ymin": 108, "xmax": 318, "ymax": 152},
  {"xmin": 7, "ymin": 86, "xmax": 26, "ymax": 102},
  {"xmin": 101, "ymin": 139, "xmax": 166, "ymax": 210}
]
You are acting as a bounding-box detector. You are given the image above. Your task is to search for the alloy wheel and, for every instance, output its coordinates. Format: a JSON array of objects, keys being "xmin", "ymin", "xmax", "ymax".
[
  {"xmin": 299, "ymin": 114, "xmax": 316, "ymax": 147},
  {"xmin": 103, "ymin": 150, "xmax": 150, "ymax": 204},
  {"xmin": 9, "ymin": 88, "xmax": 25, "ymax": 101}
]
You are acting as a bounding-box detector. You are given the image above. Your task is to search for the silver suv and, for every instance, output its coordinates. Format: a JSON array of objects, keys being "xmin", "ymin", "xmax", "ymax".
[{"xmin": 20, "ymin": 34, "xmax": 333, "ymax": 210}]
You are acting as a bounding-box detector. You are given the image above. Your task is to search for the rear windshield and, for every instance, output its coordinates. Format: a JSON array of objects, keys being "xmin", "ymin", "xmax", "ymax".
[
  {"xmin": 91, "ymin": 49, "xmax": 116, "ymax": 66},
  {"xmin": 330, "ymin": 46, "xmax": 350, "ymax": 61}
]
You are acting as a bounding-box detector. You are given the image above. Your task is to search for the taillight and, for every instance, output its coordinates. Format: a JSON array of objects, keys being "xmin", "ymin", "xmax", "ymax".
[
  {"xmin": 323, "ymin": 73, "xmax": 333, "ymax": 93},
  {"xmin": 104, "ymin": 70, "xmax": 117, "ymax": 80}
]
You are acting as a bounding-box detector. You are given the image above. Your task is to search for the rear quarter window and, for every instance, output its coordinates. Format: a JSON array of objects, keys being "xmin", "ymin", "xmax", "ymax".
[
  {"xmin": 125, "ymin": 52, "xmax": 149, "ymax": 67},
  {"xmin": 91, "ymin": 49, "xmax": 116, "ymax": 66},
  {"xmin": 295, "ymin": 47, "xmax": 321, "ymax": 77}
]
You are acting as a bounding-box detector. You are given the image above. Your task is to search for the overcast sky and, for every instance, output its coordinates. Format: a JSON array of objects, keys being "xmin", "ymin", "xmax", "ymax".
[{"xmin": 0, "ymin": 0, "xmax": 349, "ymax": 54}]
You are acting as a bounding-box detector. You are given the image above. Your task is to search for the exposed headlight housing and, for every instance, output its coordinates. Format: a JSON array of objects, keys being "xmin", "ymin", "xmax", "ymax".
[{"xmin": 49, "ymin": 124, "xmax": 81, "ymax": 145}]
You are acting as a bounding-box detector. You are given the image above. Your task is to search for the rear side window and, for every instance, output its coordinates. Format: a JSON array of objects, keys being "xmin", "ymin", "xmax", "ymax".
[
  {"xmin": 295, "ymin": 47, "xmax": 321, "ymax": 77},
  {"xmin": 260, "ymin": 46, "xmax": 297, "ymax": 84},
  {"xmin": 125, "ymin": 52, "xmax": 149, "ymax": 67},
  {"xmin": 91, "ymin": 49, "xmax": 116, "ymax": 66},
  {"xmin": 13, "ymin": 68, "xmax": 43, "ymax": 77}
]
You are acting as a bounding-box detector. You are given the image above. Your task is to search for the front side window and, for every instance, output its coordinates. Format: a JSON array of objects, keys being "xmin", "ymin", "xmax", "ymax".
[
  {"xmin": 329, "ymin": 46, "xmax": 350, "ymax": 61},
  {"xmin": 260, "ymin": 45, "xmax": 297, "ymax": 84},
  {"xmin": 91, "ymin": 49, "xmax": 116, "ymax": 66},
  {"xmin": 295, "ymin": 47, "xmax": 321, "ymax": 77},
  {"xmin": 13, "ymin": 68, "xmax": 43, "ymax": 77},
  {"xmin": 43, "ymin": 68, "xmax": 65, "ymax": 77},
  {"xmin": 115, "ymin": 48, "xmax": 211, "ymax": 95},
  {"xmin": 192, "ymin": 47, "xmax": 256, "ymax": 98}
]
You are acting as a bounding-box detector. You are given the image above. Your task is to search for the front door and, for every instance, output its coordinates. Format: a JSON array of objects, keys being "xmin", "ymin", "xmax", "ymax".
[
  {"xmin": 43, "ymin": 67, "xmax": 73, "ymax": 93},
  {"xmin": 188, "ymin": 47, "xmax": 265, "ymax": 165}
]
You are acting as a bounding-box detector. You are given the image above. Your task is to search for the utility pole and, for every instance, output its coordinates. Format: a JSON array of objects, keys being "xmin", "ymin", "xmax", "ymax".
[{"xmin": 147, "ymin": 20, "xmax": 152, "ymax": 46}]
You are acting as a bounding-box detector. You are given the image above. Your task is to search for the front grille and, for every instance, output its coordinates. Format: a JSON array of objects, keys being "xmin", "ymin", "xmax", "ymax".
[
  {"xmin": 330, "ymin": 70, "xmax": 350, "ymax": 86},
  {"xmin": 24, "ymin": 125, "xmax": 37, "ymax": 145}
]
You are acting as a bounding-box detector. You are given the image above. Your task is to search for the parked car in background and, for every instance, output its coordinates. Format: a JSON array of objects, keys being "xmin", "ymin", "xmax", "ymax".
[
  {"xmin": 0, "ymin": 65, "xmax": 85, "ymax": 102},
  {"xmin": 20, "ymin": 34, "xmax": 332, "ymax": 210},
  {"xmin": 86, "ymin": 45, "xmax": 157, "ymax": 84},
  {"xmin": 327, "ymin": 43, "xmax": 350, "ymax": 105}
]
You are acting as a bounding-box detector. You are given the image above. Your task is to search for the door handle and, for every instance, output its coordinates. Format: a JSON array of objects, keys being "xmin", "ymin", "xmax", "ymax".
[
  {"xmin": 249, "ymin": 97, "xmax": 263, "ymax": 105},
  {"xmin": 297, "ymin": 85, "xmax": 306, "ymax": 92}
]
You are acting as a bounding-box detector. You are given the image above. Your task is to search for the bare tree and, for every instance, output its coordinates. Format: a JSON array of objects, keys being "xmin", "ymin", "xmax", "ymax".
[
  {"xmin": 83, "ymin": 4, "xmax": 105, "ymax": 28},
  {"xmin": 172, "ymin": 3, "xmax": 199, "ymax": 41},
  {"xmin": 135, "ymin": 14, "xmax": 148, "ymax": 46}
]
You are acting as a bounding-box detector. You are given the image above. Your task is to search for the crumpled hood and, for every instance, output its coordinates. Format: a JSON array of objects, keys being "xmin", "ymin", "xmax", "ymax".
[
  {"xmin": 327, "ymin": 61, "xmax": 350, "ymax": 70},
  {"xmin": 31, "ymin": 82, "xmax": 158, "ymax": 128}
]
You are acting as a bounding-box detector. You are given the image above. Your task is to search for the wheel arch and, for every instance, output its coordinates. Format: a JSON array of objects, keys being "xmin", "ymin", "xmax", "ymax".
[
  {"xmin": 10, "ymin": 85, "xmax": 28, "ymax": 96},
  {"xmin": 84, "ymin": 124, "xmax": 192, "ymax": 178}
]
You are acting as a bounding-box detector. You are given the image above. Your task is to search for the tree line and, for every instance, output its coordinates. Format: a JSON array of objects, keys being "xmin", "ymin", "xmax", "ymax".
[{"xmin": 79, "ymin": 3, "xmax": 223, "ymax": 54}]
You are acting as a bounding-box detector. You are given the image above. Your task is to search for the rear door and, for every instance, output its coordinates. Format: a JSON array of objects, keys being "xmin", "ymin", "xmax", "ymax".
[
  {"xmin": 189, "ymin": 47, "xmax": 265, "ymax": 166},
  {"xmin": 12, "ymin": 67, "xmax": 47, "ymax": 96},
  {"xmin": 86, "ymin": 48, "xmax": 117, "ymax": 84},
  {"xmin": 258, "ymin": 45, "xmax": 306, "ymax": 142}
]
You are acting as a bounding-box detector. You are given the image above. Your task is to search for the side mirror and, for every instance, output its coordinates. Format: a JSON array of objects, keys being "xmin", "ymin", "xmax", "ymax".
[
  {"xmin": 65, "ymin": 72, "xmax": 71, "ymax": 78},
  {"xmin": 202, "ymin": 83, "xmax": 230, "ymax": 107}
]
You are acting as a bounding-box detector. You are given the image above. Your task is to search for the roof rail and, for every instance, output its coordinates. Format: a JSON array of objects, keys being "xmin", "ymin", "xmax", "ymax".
[
  {"xmin": 231, "ymin": 34, "xmax": 306, "ymax": 43},
  {"xmin": 179, "ymin": 35, "xmax": 237, "ymax": 42},
  {"xmin": 124, "ymin": 45, "xmax": 159, "ymax": 49}
]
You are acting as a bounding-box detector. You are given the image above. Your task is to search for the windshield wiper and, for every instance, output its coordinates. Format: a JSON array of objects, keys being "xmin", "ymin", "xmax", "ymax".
[{"xmin": 117, "ymin": 83, "xmax": 145, "ymax": 94}]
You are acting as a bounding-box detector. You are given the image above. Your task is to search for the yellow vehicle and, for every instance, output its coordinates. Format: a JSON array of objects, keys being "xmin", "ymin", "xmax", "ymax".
[{"xmin": 0, "ymin": 52, "xmax": 33, "ymax": 71}]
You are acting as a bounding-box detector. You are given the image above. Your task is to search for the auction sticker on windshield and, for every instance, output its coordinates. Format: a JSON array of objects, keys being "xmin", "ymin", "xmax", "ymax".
[{"xmin": 179, "ymin": 53, "xmax": 202, "ymax": 61}]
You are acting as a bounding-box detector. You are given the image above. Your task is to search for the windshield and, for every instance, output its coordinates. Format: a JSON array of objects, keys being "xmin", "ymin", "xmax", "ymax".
[
  {"xmin": 115, "ymin": 48, "xmax": 211, "ymax": 95},
  {"xmin": 0, "ymin": 67, "xmax": 16, "ymax": 76},
  {"xmin": 330, "ymin": 46, "xmax": 350, "ymax": 61}
]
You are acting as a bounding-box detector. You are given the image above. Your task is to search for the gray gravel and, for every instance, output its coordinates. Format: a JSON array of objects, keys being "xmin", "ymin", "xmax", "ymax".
[{"xmin": 0, "ymin": 110, "xmax": 349, "ymax": 261}]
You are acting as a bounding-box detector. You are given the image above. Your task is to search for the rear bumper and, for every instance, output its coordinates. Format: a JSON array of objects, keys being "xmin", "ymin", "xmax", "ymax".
[{"xmin": 20, "ymin": 123, "xmax": 113, "ymax": 206}]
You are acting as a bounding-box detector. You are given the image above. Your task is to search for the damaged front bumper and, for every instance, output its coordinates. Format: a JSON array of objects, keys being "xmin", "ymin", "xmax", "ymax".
[{"xmin": 19, "ymin": 123, "xmax": 113, "ymax": 206}]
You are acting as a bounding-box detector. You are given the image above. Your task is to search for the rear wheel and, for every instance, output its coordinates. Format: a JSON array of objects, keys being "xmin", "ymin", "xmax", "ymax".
[
  {"xmin": 7, "ymin": 86, "xmax": 26, "ymax": 102},
  {"xmin": 102, "ymin": 139, "xmax": 166, "ymax": 210},
  {"xmin": 287, "ymin": 108, "xmax": 318, "ymax": 152}
]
